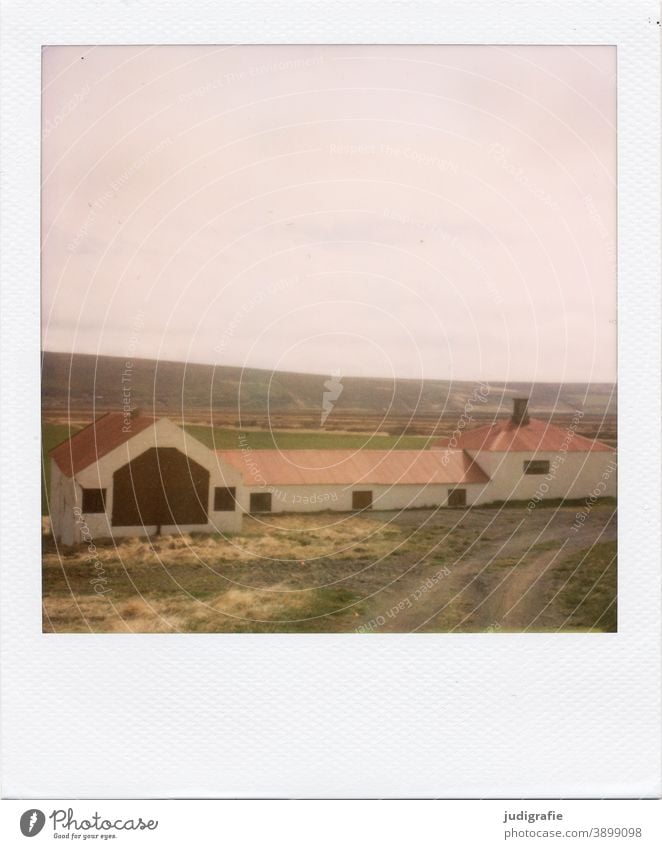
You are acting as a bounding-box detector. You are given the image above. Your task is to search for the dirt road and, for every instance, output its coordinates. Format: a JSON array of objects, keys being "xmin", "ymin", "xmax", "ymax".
[{"xmin": 354, "ymin": 504, "xmax": 616, "ymax": 633}]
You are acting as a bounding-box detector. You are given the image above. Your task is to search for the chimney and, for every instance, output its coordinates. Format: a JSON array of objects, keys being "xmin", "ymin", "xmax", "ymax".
[{"xmin": 512, "ymin": 397, "xmax": 529, "ymax": 426}]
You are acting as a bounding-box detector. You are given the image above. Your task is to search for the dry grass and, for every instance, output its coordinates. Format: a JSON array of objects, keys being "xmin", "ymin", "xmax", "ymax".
[
  {"xmin": 42, "ymin": 505, "xmax": 617, "ymax": 633},
  {"xmin": 43, "ymin": 582, "xmax": 334, "ymax": 633},
  {"xmin": 44, "ymin": 515, "xmax": 401, "ymax": 567}
]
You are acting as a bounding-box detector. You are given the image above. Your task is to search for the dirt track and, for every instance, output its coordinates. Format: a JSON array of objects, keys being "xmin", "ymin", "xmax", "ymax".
[{"xmin": 352, "ymin": 504, "xmax": 616, "ymax": 633}]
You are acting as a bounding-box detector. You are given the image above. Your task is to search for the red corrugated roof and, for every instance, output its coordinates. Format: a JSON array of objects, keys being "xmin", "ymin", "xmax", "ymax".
[
  {"xmin": 50, "ymin": 412, "xmax": 157, "ymax": 477},
  {"xmin": 216, "ymin": 448, "xmax": 489, "ymax": 486},
  {"xmin": 434, "ymin": 417, "xmax": 613, "ymax": 453}
]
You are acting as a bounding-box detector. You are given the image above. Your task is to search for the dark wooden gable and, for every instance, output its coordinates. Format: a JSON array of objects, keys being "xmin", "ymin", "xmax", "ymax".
[{"xmin": 112, "ymin": 447, "xmax": 209, "ymax": 527}]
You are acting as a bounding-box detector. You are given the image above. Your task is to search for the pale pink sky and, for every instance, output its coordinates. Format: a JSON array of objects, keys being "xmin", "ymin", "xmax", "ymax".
[{"xmin": 42, "ymin": 45, "xmax": 616, "ymax": 381}]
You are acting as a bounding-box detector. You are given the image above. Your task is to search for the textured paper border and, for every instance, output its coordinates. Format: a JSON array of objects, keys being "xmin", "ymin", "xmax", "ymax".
[{"xmin": 1, "ymin": 1, "xmax": 660, "ymax": 798}]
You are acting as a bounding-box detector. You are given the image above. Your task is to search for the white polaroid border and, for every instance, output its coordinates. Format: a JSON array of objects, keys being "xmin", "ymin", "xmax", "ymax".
[{"xmin": 1, "ymin": 1, "xmax": 660, "ymax": 799}]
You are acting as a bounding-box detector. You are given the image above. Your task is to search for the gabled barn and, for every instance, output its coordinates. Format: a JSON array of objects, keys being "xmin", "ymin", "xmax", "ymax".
[
  {"xmin": 48, "ymin": 398, "xmax": 616, "ymax": 543},
  {"xmin": 49, "ymin": 413, "xmax": 242, "ymax": 544}
]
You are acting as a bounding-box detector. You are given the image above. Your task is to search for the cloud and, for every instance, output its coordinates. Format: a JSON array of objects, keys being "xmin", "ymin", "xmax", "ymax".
[{"xmin": 42, "ymin": 45, "xmax": 616, "ymax": 382}]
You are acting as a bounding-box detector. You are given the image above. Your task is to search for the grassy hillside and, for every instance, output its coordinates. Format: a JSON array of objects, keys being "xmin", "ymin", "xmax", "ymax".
[{"xmin": 42, "ymin": 350, "xmax": 617, "ymax": 420}]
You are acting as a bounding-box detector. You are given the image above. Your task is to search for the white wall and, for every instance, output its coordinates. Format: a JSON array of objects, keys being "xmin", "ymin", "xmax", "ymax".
[
  {"xmin": 49, "ymin": 460, "xmax": 82, "ymax": 546},
  {"xmin": 50, "ymin": 419, "xmax": 243, "ymax": 544},
  {"xmin": 240, "ymin": 481, "xmax": 487, "ymax": 513},
  {"xmin": 466, "ymin": 449, "xmax": 617, "ymax": 504}
]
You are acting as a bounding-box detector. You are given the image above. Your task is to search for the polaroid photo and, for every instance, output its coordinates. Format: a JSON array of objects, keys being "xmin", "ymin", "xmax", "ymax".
[
  {"xmin": 1, "ymin": 0, "xmax": 660, "ymax": 811},
  {"xmin": 41, "ymin": 43, "xmax": 619, "ymax": 635}
]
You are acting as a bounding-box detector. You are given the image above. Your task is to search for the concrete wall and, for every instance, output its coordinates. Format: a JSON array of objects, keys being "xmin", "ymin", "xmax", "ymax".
[
  {"xmin": 240, "ymin": 481, "xmax": 487, "ymax": 513},
  {"xmin": 466, "ymin": 449, "xmax": 617, "ymax": 504},
  {"xmin": 49, "ymin": 461, "xmax": 82, "ymax": 546},
  {"xmin": 50, "ymin": 419, "xmax": 243, "ymax": 544}
]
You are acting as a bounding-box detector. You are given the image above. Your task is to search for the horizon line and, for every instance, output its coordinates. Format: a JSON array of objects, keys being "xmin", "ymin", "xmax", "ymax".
[{"xmin": 41, "ymin": 349, "xmax": 617, "ymax": 386}]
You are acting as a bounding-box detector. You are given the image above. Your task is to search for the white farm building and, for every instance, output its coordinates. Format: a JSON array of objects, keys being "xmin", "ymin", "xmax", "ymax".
[
  {"xmin": 49, "ymin": 399, "xmax": 616, "ymax": 545},
  {"xmin": 49, "ymin": 414, "xmax": 244, "ymax": 545}
]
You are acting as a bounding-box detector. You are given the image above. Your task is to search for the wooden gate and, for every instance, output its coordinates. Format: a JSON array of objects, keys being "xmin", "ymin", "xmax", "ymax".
[{"xmin": 112, "ymin": 447, "xmax": 209, "ymax": 527}]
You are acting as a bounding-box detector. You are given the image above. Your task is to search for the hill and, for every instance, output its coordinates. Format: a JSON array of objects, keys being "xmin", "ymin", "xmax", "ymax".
[{"xmin": 41, "ymin": 351, "xmax": 616, "ymax": 429}]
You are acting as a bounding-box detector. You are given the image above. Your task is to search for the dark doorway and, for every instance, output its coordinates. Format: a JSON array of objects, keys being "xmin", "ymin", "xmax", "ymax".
[
  {"xmin": 112, "ymin": 447, "xmax": 209, "ymax": 527},
  {"xmin": 352, "ymin": 490, "xmax": 373, "ymax": 510},
  {"xmin": 447, "ymin": 488, "xmax": 467, "ymax": 507},
  {"xmin": 249, "ymin": 492, "xmax": 272, "ymax": 513}
]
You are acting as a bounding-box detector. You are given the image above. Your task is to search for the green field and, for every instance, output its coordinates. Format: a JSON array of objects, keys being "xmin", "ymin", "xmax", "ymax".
[
  {"xmin": 549, "ymin": 541, "xmax": 617, "ymax": 632},
  {"xmin": 42, "ymin": 421, "xmax": 431, "ymax": 514},
  {"xmin": 183, "ymin": 424, "xmax": 430, "ymax": 451}
]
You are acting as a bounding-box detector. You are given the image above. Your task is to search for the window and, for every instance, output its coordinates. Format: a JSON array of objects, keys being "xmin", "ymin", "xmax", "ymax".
[
  {"xmin": 352, "ymin": 490, "xmax": 373, "ymax": 510},
  {"xmin": 82, "ymin": 488, "xmax": 106, "ymax": 513},
  {"xmin": 214, "ymin": 486, "xmax": 236, "ymax": 511},
  {"xmin": 447, "ymin": 488, "xmax": 466, "ymax": 507},
  {"xmin": 249, "ymin": 492, "xmax": 272, "ymax": 513},
  {"xmin": 523, "ymin": 460, "xmax": 550, "ymax": 475}
]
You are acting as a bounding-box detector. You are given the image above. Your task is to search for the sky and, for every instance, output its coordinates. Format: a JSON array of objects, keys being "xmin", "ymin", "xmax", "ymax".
[{"xmin": 41, "ymin": 45, "xmax": 616, "ymax": 382}]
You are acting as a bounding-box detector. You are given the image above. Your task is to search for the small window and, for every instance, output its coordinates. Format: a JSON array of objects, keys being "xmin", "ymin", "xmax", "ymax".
[
  {"xmin": 523, "ymin": 460, "xmax": 550, "ymax": 475},
  {"xmin": 249, "ymin": 492, "xmax": 272, "ymax": 513},
  {"xmin": 352, "ymin": 490, "xmax": 373, "ymax": 510},
  {"xmin": 214, "ymin": 486, "xmax": 236, "ymax": 511},
  {"xmin": 447, "ymin": 488, "xmax": 466, "ymax": 507},
  {"xmin": 82, "ymin": 488, "xmax": 106, "ymax": 513}
]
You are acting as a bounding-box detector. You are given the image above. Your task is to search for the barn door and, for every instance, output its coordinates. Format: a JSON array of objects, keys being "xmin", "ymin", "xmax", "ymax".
[{"xmin": 112, "ymin": 447, "xmax": 209, "ymax": 527}]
